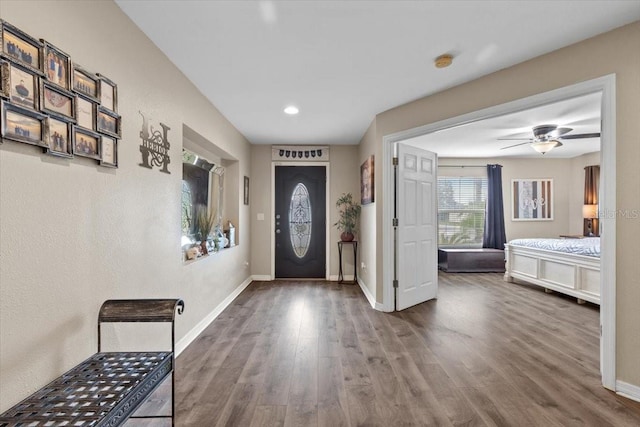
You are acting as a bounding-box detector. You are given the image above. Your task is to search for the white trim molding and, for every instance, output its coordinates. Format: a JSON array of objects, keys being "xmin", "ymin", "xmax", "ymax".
[
  {"xmin": 382, "ymin": 74, "xmax": 616, "ymax": 390},
  {"xmin": 251, "ymin": 275, "xmax": 272, "ymax": 281},
  {"xmin": 616, "ymin": 381, "xmax": 640, "ymax": 403},
  {"xmin": 175, "ymin": 276, "xmax": 253, "ymax": 356},
  {"xmin": 356, "ymin": 277, "xmax": 386, "ymax": 311}
]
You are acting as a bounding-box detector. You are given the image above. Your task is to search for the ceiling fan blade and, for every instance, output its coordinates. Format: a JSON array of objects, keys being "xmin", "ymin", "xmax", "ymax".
[
  {"xmin": 548, "ymin": 127, "xmax": 572, "ymax": 137},
  {"xmin": 559, "ymin": 132, "xmax": 601, "ymax": 140},
  {"xmin": 497, "ymin": 137, "xmax": 533, "ymax": 141},
  {"xmin": 500, "ymin": 141, "xmax": 531, "ymax": 150}
]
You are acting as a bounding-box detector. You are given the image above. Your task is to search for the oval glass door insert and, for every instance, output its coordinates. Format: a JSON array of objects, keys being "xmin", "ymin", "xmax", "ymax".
[{"xmin": 289, "ymin": 183, "xmax": 312, "ymax": 258}]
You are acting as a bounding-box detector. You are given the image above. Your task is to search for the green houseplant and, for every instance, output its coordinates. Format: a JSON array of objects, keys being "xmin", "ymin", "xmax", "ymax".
[
  {"xmin": 334, "ymin": 192, "xmax": 361, "ymax": 241},
  {"xmin": 195, "ymin": 205, "xmax": 217, "ymax": 254}
]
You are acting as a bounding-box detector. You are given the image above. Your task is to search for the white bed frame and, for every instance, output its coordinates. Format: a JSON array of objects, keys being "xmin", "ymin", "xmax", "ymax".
[{"xmin": 504, "ymin": 243, "xmax": 600, "ymax": 305}]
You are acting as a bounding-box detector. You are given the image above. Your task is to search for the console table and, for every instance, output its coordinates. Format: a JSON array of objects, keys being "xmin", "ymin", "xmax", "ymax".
[
  {"xmin": 338, "ymin": 240, "xmax": 358, "ymax": 283},
  {"xmin": 0, "ymin": 299, "xmax": 184, "ymax": 426}
]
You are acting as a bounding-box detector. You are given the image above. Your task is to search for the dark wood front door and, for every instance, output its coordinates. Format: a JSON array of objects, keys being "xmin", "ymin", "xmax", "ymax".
[{"xmin": 275, "ymin": 166, "xmax": 326, "ymax": 278}]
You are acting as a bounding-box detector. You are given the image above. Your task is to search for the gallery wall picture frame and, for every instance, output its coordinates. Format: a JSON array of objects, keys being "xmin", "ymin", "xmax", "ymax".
[
  {"xmin": 0, "ymin": 58, "xmax": 39, "ymax": 110},
  {"xmin": 96, "ymin": 106, "xmax": 121, "ymax": 138},
  {"xmin": 45, "ymin": 115, "xmax": 73, "ymax": 158},
  {"xmin": 41, "ymin": 39, "xmax": 71, "ymax": 90},
  {"xmin": 0, "ymin": 20, "xmax": 44, "ymax": 75},
  {"xmin": 97, "ymin": 73, "xmax": 117, "ymax": 113},
  {"xmin": 1, "ymin": 100, "xmax": 47, "ymax": 146},
  {"xmin": 40, "ymin": 81, "xmax": 75, "ymax": 121},
  {"xmin": 360, "ymin": 154, "xmax": 375, "ymax": 205},
  {"xmin": 72, "ymin": 65, "xmax": 99, "ymax": 101},
  {"xmin": 244, "ymin": 176, "xmax": 250, "ymax": 205},
  {"xmin": 75, "ymin": 94, "xmax": 96, "ymax": 130},
  {"xmin": 100, "ymin": 135, "xmax": 118, "ymax": 168},
  {"xmin": 72, "ymin": 125, "xmax": 101, "ymax": 160},
  {"xmin": 511, "ymin": 178, "xmax": 554, "ymax": 221}
]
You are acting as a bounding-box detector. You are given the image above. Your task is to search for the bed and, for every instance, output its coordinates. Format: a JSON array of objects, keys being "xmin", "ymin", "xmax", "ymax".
[{"xmin": 504, "ymin": 237, "xmax": 600, "ymax": 305}]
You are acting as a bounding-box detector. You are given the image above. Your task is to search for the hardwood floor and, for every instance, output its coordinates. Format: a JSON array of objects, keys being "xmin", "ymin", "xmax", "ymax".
[{"xmin": 127, "ymin": 273, "xmax": 640, "ymax": 426}]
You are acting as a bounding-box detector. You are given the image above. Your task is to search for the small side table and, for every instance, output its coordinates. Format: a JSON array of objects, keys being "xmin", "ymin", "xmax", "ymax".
[{"xmin": 338, "ymin": 241, "xmax": 358, "ymax": 284}]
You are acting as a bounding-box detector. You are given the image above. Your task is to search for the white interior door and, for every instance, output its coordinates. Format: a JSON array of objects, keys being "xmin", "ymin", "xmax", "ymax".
[{"xmin": 396, "ymin": 143, "xmax": 438, "ymax": 310}]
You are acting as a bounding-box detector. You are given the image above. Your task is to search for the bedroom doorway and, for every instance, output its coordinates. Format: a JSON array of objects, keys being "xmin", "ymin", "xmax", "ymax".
[{"xmin": 381, "ymin": 75, "xmax": 616, "ymax": 390}]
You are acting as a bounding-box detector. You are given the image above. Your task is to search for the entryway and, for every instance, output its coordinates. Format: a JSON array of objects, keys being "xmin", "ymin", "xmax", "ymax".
[{"xmin": 274, "ymin": 165, "xmax": 327, "ymax": 278}]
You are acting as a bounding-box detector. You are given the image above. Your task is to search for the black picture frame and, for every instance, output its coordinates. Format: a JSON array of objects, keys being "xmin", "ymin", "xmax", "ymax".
[
  {"xmin": 41, "ymin": 39, "xmax": 72, "ymax": 91},
  {"xmin": 72, "ymin": 125, "xmax": 101, "ymax": 160},
  {"xmin": 0, "ymin": 58, "xmax": 39, "ymax": 110},
  {"xmin": 1, "ymin": 99, "xmax": 47, "ymax": 146},
  {"xmin": 100, "ymin": 135, "xmax": 118, "ymax": 168},
  {"xmin": 96, "ymin": 106, "xmax": 121, "ymax": 138},
  {"xmin": 40, "ymin": 81, "xmax": 76, "ymax": 121},
  {"xmin": 244, "ymin": 176, "xmax": 249, "ymax": 205},
  {"xmin": 0, "ymin": 20, "xmax": 43, "ymax": 75},
  {"xmin": 72, "ymin": 65, "xmax": 99, "ymax": 101},
  {"xmin": 45, "ymin": 115, "xmax": 73, "ymax": 158}
]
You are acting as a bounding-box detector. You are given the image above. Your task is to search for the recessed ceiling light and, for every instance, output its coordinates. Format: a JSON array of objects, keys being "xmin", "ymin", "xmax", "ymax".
[{"xmin": 284, "ymin": 106, "xmax": 299, "ymax": 115}]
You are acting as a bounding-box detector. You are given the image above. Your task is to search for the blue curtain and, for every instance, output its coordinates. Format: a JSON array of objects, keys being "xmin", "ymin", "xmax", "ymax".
[{"xmin": 483, "ymin": 164, "xmax": 506, "ymax": 249}]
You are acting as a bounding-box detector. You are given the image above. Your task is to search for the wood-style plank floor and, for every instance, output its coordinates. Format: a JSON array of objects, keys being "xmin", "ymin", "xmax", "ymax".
[{"xmin": 127, "ymin": 273, "xmax": 640, "ymax": 426}]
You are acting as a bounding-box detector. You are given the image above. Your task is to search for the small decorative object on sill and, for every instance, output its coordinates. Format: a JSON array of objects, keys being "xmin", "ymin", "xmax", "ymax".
[
  {"xmin": 334, "ymin": 192, "xmax": 361, "ymax": 242},
  {"xmin": 196, "ymin": 205, "xmax": 217, "ymax": 256}
]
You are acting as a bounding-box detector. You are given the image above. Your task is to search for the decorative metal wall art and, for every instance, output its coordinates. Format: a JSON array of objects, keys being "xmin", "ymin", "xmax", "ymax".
[
  {"xmin": 271, "ymin": 145, "xmax": 329, "ymax": 162},
  {"xmin": 138, "ymin": 111, "xmax": 170, "ymax": 174}
]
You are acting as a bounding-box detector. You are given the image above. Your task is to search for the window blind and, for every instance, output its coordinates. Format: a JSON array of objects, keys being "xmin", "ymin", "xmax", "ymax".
[{"xmin": 437, "ymin": 176, "xmax": 487, "ymax": 247}]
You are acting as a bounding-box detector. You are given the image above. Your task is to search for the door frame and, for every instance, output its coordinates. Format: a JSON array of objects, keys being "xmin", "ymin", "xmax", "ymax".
[
  {"xmin": 271, "ymin": 161, "xmax": 330, "ymax": 280},
  {"xmin": 382, "ymin": 75, "xmax": 616, "ymax": 390}
]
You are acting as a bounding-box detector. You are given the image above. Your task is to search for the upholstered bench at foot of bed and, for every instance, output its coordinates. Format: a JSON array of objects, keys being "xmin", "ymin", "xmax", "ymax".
[{"xmin": 438, "ymin": 248, "xmax": 505, "ymax": 273}]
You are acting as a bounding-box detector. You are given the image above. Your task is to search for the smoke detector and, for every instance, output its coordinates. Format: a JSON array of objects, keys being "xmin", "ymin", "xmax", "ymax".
[{"xmin": 435, "ymin": 54, "xmax": 453, "ymax": 68}]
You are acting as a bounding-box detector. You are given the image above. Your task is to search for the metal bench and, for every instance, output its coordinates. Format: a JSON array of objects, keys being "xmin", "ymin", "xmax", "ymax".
[{"xmin": 0, "ymin": 299, "xmax": 184, "ymax": 427}]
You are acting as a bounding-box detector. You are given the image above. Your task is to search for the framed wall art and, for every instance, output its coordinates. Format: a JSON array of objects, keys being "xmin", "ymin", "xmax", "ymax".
[
  {"xmin": 96, "ymin": 106, "xmax": 121, "ymax": 138},
  {"xmin": 72, "ymin": 65, "xmax": 98, "ymax": 101},
  {"xmin": 244, "ymin": 176, "xmax": 249, "ymax": 205},
  {"xmin": 72, "ymin": 125, "xmax": 101, "ymax": 160},
  {"xmin": 1, "ymin": 100, "xmax": 46, "ymax": 146},
  {"xmin": 0, "ymin": 20, "xmax": 43, "ymax": 74},
  {"xmin": 41, "ymin": 40, "xmax": 71, "ymax": 90},
  {"xmin": 512, "ymin": 179, "xmax": 554, "ymax": 221},
  {"xmin": 45, "ymin": 116, "xmax": 72, "ymax": 158},
  {"xmin": 40, "ymin": 81, "xmax": 75, "ymax": 121},
  {"xmin": 75, "ymin": 94, "xmax": 96, "ymax": 130},
  {"xmin": 97, "ymin": 73, "xmax": 117, "ymax": 113},
  {"xmin": 360, "ymin": 154, "xmax": 374, "ymax": 205},
  {"xmin": 100, "ymin": 135, "xmax": 118, "ymax": 168},
  {"xmin": 0, "ymin": 59, "xmax": 39, "ymax": 110}
]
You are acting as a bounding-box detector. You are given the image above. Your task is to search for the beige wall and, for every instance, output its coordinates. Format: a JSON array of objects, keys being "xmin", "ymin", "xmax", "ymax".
[
  {"xmin": 249, "ymin": 145, "xmax": 359, "ymax": 278},
  {"xmin": 357, "ymin": 121, "xmax": 378, "ymax": 299},
  {"xmin": 368, "ymin": 22, "xmax": 640, "ymax": 386},
  {"xmin": 0, "ymin": 1, "xmax": 252, "ymax": 410}
]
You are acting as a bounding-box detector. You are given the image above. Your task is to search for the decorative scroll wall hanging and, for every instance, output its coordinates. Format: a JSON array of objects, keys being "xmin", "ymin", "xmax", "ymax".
[
  {"xmin": 271, "ymin": 145, "xmax": 329, "ymax": 162},
  {"xmin": 138, "ymin": 110, "xmax": 170, "ymax": 174},
  {"xmin": 0, "ymin": 19, "xmax": 121, "ymax": 168}
]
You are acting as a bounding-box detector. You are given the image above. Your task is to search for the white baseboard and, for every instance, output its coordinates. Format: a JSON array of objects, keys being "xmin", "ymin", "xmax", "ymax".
[
  {"xmin": 356, "ymin": 277, "xmax": 386, "ymax": 311},
  {"xmin": 329, "ymin": 274, "xmax": 356, "ymax": 282},
  {"xmin": 251, "ymin": 275, "xmax": 272, "ymax": 281},
  {"xmin": 176, "ymin": 276, "xmax": 253, "ymax": 356},
  {"xmin": 616, "ymin": 380, "xmax": 640, "ymax": 403}
]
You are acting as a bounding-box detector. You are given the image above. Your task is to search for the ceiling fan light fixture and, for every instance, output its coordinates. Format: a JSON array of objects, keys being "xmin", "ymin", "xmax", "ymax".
[
  {"xmin": 531, "ymin": 139, "xmax": 562, "ymax": 154},
  {"xmin": 284, "ymin": 105, "xmax": 299, "ymax": 115}
]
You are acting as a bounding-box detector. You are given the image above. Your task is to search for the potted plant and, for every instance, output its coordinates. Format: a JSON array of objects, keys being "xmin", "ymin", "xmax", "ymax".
[
  {"xmin": 195, "ymin": 205, "xmax": 217, "ymax": 255},
  {"xmin": 334, "ymin": 192, "xmax": 361, "ymax": 241}
]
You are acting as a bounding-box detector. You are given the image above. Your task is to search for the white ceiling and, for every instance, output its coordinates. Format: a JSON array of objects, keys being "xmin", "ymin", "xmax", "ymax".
[
  {"xmin": 404, "ymin": 91, "xmax": 602, "ymax": 159},
  {"xmin": 115, "ymin": 1, "xmax": 640, "ymax": 146}
]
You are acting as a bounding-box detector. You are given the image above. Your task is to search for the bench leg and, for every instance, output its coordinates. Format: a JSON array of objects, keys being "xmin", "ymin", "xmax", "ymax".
[{"xmin": 577, "ymin": 298, "xmax": 586, "ymax": 305}]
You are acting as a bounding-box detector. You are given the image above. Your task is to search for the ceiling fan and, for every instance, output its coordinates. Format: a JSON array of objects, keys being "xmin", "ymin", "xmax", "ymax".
[{"xmin": 499, "ymin": 124, "xmax": 601, "ymax": 154}]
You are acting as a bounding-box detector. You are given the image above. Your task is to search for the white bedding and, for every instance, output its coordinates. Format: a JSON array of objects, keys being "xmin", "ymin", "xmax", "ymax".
[{"xmin": 507, "ymin": 237, "xmax": 600, "ymax": 258}]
